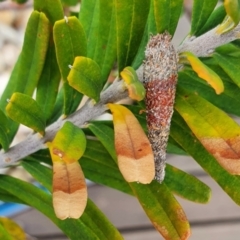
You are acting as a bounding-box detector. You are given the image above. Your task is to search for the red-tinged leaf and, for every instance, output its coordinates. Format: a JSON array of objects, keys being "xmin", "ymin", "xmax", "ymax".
[
  {"xmin": 181, "ymin": 52, "xmax": 224, "ymax": 94},
  {"xmin": 130, "ymin": 181, "xmax": 191, "ymax": 240},
  {"xmin": 108, "ymin": 103, "xmax": 155, "ymax": 184},
  {"xmin": 48, "ymin": 121, "xmax": 87, "ymax": 219},
  {"xmin": 175, "ymin": 88, "xmax": 240, "ymax": 175},
  {"xmin": 52, "ymin": 161, "xmax": 87, "ymax": 220}
]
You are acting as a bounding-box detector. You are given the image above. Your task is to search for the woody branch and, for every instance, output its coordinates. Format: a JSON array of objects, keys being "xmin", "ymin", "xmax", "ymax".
[{"xmin": 0, "ymin": 23, "xmax": 239, "ymax": 168}]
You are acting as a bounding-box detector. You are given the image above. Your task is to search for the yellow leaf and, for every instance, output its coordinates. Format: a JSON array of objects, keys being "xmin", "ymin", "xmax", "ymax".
[
  {"xmin": 181, "ymin": 52, "xmax": 224, "ymax": 94},
  {"xmin": 0, "ymin": 217, "xmax": 26, "ymax": 240},
  {"xmin": 108, "ymin": 103, "xmax": 155, "ymax": 184}
]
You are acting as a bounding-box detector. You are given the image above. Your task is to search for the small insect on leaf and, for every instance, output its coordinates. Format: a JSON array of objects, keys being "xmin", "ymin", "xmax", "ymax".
[
  {"xmin": 120, "ymin": 66, "xmax": 146, "ymax": 101},
  {"xmin": 108, "ymin": 103, "xmax": 155, "ymax": 184},
  {"xmin": 48, "ymin": 121, "xmax": 87, "ymax": 220},
  {"xmin": 180, "ymin": 51, "xmax": 224, "ymax": 94}
]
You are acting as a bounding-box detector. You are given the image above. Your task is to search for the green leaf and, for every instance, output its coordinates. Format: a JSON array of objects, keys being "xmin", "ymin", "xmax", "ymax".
[
  {"xmin": 224, "ymin": 0, "xmax": 240, "ymax": 25},
  {"xmin": 0, "ymin": 110, "xmax": 9, "ymax": 150},
  {"xmin": 79, "ymin": 0, "xmax": 117, "ymax": 84},
  {"xmin": 21, "ymin": 157, "xmax": 123, "ymax": 239},
  {"xmin": 191, "ymin": 0, "xmax": 218, "ymax": 35},
  {"xmin": 171, "ymin": 111, "xmax": 240, "ymax": 206},
  {"xmin": 34, "ymin": 0, "xmax": 64, "ymax": 24},
  {"xmin": 213, "ymin": 53, "xmax": 240, "ymax": 88},
  {"xmin": 6, "ymin": 93, "xmax": 46, "ymax": 135},
  {"xmin": 0, "ymin": 221, "xmax": 14, "ymax": 240},
  {"xmin": 0, "ymin": 175, "xmax": 99, "ymax": 239},
  {"xmin": 196, "ymin": 5, "xmax": 226, "ymax": 36},
  {"xmin": 0, "ymin": 11, "xmax": 50, "ymax": 141},
  {"xmin": 68, "ymin": 57, "xmax": 102, "ymax": 102},
  {"xmin": 88, "ymin": 123, "xmax": 117, "ymax": 161},
  {"xmin": 130, "ymin": 181, "xmax": 190, "ymax": 239},
  {"xmin": 82, "ymin": 200, "xmax": 123, "ymax": 240},
  {"xmin": 47, "ymin": 86, "xmax": 64, "ymax": 125},
  {"xmin": 178, "ymin": 68, "xmax": 240, "ymax": 116},
  {"xmin": 49, "ymin": 121, "xmax": 86, "ymax": 163},
  {"xmin": 165, "ymin": 164, "xmax": 211, "ymax": 203},
  {"xmin": 36, "ymin": 37, "xmax": 61, "ymax": 121},
  {"xmin": 175, "ymin": 88, "xmax": 240, "ymax": 175},
  {"xmin": 152, "ymin": 0, "xmax": 184, "ymax": 35},
  {"xmin": 53, "ymin": 16, "xmax": 87, "ymax": 115},
  {"xmin": 0, "ymin": 217, "xmax": 26, "ymax": 240},
  {"xmin": 120, "ymin": 66, "xmax": 146, "ymax": 101},
  {"xmin": 21, "ymin": 159, "xmax": 52, "ymax": 192},
  {"xmin": 115, "ymin": 0, "xmax": 151, "ymax": 72}
]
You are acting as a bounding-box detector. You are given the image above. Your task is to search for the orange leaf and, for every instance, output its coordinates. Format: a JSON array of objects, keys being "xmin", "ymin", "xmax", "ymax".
[
  {"xmin": 52, "ymin": 160, "xmax": 87, "ymax": 220},
  {"xmin": 108, "ymin": 103, "xmax": 155, "ymax": 184}
]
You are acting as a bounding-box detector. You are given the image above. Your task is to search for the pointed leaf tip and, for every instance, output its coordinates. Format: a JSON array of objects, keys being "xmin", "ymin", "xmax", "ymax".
[
  {"xmin": 108, "ymin": 103, "xmax": 155, "ymax": 184},
  {"xmin": 181, "ymin": 52, "xmax": 224, "ymax": 94}
]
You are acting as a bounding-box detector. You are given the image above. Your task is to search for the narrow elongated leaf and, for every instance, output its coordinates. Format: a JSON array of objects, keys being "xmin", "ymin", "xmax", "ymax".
[
  {"xmin": 165, "ymin": 165, "xmax": 211, "ymax": 203},
  {"xmin": 0, "ymin": 222, "xmax": 13, "ymax": 240},
  {"xmin": 79, "ymin": 0, "xmax": 117, "ymax": 84},
  {"xmin": 0, "ymin": 218, "xmax": 26, "ymax": 240},
  {"xmin": 178, "ymin": 69, "xmax": 240, "ymax": 116},
  {"xmin": 213, "ymin": 53, "xmax": 240, "ymax": 88},
  {"xmin": 175, "ymin": 88, "xmax": 240, "ymax": 175},
  {"xmin": 34, "ymin": 0, "xmax": 64, "ymax": 24},
  {"xmin": 21, "ymin": 159, "xmax": 52, "ymax": 192},
  {"xmin": 197, "ymin": 5, "xmax": 226, "ymax": 36},
  {"xmin": 0, "ymin": 110, "xmax": 9, "ymax": 150},
  {"xmin": 191, "ymin": 0, "xmax": 218, "ymax": 35},
  {"xmin": 0, "ymin": 11, "xmax": 50, "ymax": 141},
  {"xmin": 130, "ymin": 181, "xmax": 190, "ymax": 240},
  {"xmin": 22, "ymin": 156, "xmax": 123, "ymax": 239},
  {"xmin": 108, "ymin": 103, "xmax": 155, "ymax": 184},
  {"xmin": 48, "ymin": 122, "xmax": 87, "ymax": 219},
  {"xmin": 171, "ymin": 111, "xmax": 240, "ymax": 206},
  {"xmin": 224, "ymin": 0, "xmax": 240, "ymax": 25},
  {"xmin": 0, "ymin": 175, "xmax": 99, "ymax": 239},
  {"xmin": 115, "ymin": 0, "xmax": 151, "ymax": 72},
  {"xmin": 88, "ymin": 123, "xmax": 117, "ymax": 161},
  {"xmin": 53, "ymin": 16, "xmax": 87, "ymax": 115},
  {"xmin": 152, "ymin": 0, "xmax": 184, "ymax": 35},
  {"xmin": 120, "ymin": 66, "xmax": 146, "ymax": 101},
  {"xmin": 68, "ymin": 57, "xmax": 102, "ymax": 102},
  {"xmin": 6, "ymin": 93, "xmax": 45, "ymax": 135},
  {"xmin": 36, "ymin": 37, "xmax": 61, "ymax": 121},
  {"xmin": 182, "ymin": 52, "xmax": 224, "ymax": 94}
]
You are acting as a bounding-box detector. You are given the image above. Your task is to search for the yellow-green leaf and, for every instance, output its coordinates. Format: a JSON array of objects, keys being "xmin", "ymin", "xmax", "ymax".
[
  {"xmin": 0, "ymin": 217, "xmax": 26, "ymax": 240},
  {"xmin": 108, "ymin": 103, "xmax": 155, "ymax": 184},
  {"xmin": 175, "ymin": 88, "xmax": 240, "ymax": 175},
  {"xmin": 120, "ymin": 66, "xmax": 146, "ymax": 101},
  {"xmin": 48, "ymin": 121, "xmax": 86, "ymax": 164},
  {"xmin": 181, "ymin": 52, "xmax": 224, "ymax": 94},
  {"xmin": 68, "ymin": 57, "xmax": 102, "ymax": 102},
  {"xmin": 6, "ymin": 93, "xmax": 45, "ymax": 135},
  {"xmin": 224, "ymin": 0, "xmax": 240, "ymax": 25}
]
